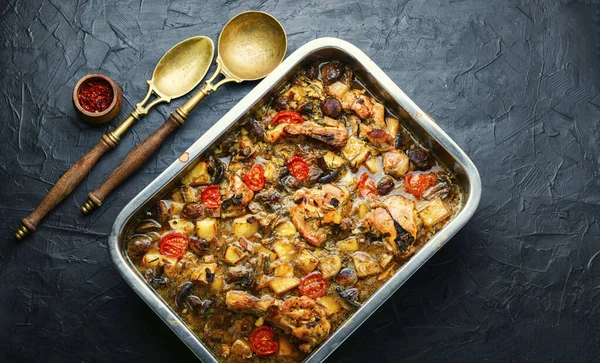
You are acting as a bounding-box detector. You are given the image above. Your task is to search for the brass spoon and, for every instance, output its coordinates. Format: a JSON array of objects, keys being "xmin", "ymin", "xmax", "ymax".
[
  {"xmin": 81, "ymin": 11, "xmax": 286, "ymax": 214},
  {"xmin": 15, "ymin": 36, "xmax": 214, "ymax": 240}
]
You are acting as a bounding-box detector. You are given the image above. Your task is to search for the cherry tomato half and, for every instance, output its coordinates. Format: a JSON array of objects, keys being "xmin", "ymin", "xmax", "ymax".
[
  {"xmin": 299, "ymin": 271, "xmax": 328, "ymax": 299},
  {"xmin": 201, "ymin": 185, "xmax": 221, "ymax": 209},
  {"xmin": 287, "ymin": 156, "xmax": 309, "ymax": 182},
  {"xmin": 357, "ymin": 172, "xmax": 378, "ymax": 198},
  {"xmin": 404, "ymin": 173, "xmax": 438, "ymax": 197},
  {"xmin": 243, "ymin": 164, "xmax": 266, "ymax": 192},
  {"xmin": 159, "ymin": 233, "xmax": 189, "ymax": 259},
  {"xmin": 249, "ymin": 325, "xmax": 279, "ymax": 357},
  {"xmin": 271, "ymin": 110, "xmax": 303, "ymax": 125}
]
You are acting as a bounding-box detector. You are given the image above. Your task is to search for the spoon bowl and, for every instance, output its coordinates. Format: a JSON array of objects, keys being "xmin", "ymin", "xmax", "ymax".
[
  {"xmin": 218, "ymin": 11, "xmax": 287, "ymax": 81},
  {"xmin": 81, "ymin": 12, "xmax": 287, "ymax": 215},
  {"xmin": 153, "ymin": 36, "xmax": 214, "ymax": 97}
]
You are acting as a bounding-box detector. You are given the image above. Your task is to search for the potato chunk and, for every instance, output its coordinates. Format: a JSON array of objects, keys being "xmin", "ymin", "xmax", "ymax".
[
  {"xmin": 352, "ymin": 252, "xmax": 382, "ymax": 277},
  {"xmin": 269, "ymin": 277, "xmax": 300, "ymax": 294},
  {"xmin": 341, "ymin": 136, "xmax": 370, "ymax": 168},
  {"xmin": 182, "ymin": 161, "xmax": 210, "ymax": 186},
  {"xmin": 273, "ymin": 263, "xmax": 294, "ymax": 277},
  {"xmin": 224, "ymin": 244, "xmax": 248, "ymax": 265},
  {"xmin": 418, "ymin": 197, "xmax": 450, "ymax": 227},
  {"xmin": 273, "ymin": 239, "xmax": 296, "ymax": 262},
  {"xmin": 317, "ymin": 296, "xmax": 342, "ymax": 315},
  {"xmin": 274, "ymin": 220, "xmax": 297, "ymax": 237},
  {"xmin": 190, "ymin": 263, "xmax": 217, "ymax": 284},
  {"xmin": 337, "ymin": 238, "xmax": 359, "ymax": 253},
  {"xmin": 196, "ymin": 218, "xmax": 217, "ymax": 241},
  {"xmin": 168, "ymin": 218, "xmax": 195, "ymax": 236},
  {"xmin": 319, "ymin": 255, "xmax": 342, "ymax": 279},
  {"xmin": 233, "ymin": 215, "xmax": 259, "ymax": 239},
  {"xmin": 295, "ymin": 249, "xmax": 319, "ymax": 273},
  {"xmin": 323, "ymin": 151, "xmax": 345, "ymax": 169}
]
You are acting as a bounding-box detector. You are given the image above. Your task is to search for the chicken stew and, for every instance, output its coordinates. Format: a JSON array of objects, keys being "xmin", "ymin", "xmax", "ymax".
[{"xmin": 127, "ymin": 61, "xmax": 463, "ymax": 362}]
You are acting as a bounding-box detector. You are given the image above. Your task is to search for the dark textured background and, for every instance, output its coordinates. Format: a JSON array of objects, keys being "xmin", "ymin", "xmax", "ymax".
[{"xmin": 1, "ymin": 0, "xmax": 600, "ymax": 361}]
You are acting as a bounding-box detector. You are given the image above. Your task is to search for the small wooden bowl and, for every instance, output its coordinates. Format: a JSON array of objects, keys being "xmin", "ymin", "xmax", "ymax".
[{"xmin": 73, "ymin": 74, "xmax": 122, "ymax": 124}]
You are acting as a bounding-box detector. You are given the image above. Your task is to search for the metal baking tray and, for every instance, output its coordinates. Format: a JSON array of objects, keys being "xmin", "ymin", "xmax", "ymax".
[{"xmin": 108, "ymin": 37, "xmax": 481, "ymax": 362}]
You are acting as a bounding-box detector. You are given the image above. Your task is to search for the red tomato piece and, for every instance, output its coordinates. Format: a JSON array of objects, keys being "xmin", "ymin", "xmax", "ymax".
[
  {"xmin": 404, "ymin": 173, "xmax": 438, "ymax": 197},
  {"xmin": 159, "ymin": 233, "xmax": 189, "ymax": 259},
  {"xmin": 287, "ymin": 156, "xmax": 309, "ymax": 182},
  {"xmin": 249, "ymin": 325, "xmax": 279, "ymax": 357},
  {"xmin": 201, "ymin": 185, "xmax": 221, "ymax": 209},
  {"xmin": 357, "ymin": 172, "xmax": 378, "ymax": 198},
  {"xmin": 243, "ymin": 164, "xmax": 266, "ymax": 192},
  {"xmin": 299, "ymin": 272, "xmax": 328, "ymax": 299},
  {"xmin": 271, "ymin": 110, "xmax": 303, "ymax": 125}
]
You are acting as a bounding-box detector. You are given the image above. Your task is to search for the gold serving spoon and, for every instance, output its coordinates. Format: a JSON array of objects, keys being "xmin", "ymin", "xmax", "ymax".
[
  {"xmin": 15, "ymin": 36, "xmax": 214, "ymax": 240},
  {"xmin": 81, "ymin": 11, "xmax": 286, "ymax": 214}
]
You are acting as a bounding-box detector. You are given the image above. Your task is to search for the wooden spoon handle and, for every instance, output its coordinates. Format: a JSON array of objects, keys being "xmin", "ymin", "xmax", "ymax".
[
  {"xmin": 82, "ymin": 111, "xmax": 186, "ymax": 214},
  {"xmin": 16, "ymin": 135, "xmax": 117, "ymax": 239}
]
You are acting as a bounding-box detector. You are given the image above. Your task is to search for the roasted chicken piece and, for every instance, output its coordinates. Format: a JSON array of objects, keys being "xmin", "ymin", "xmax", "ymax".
[
  {"xmin": 371, "ymin": 102, "xmax": 386, "ymax": 129},
  {"xmin": 341, "ymin": 90, "xmax": 373, "ymax": 119},
  {"xmin": 364, "ymin": 195, "xmax": 419, "ymax": 252},
  {"xmin": 225, "ymin": 291, "xmax": 331, "ymax": 353},
  {"xmin": 290, "ymin": 184, "xmax": 351, "ymax": 246},
  {"xmin": 383, "ymin": 149, "xmax": 409, "ymax": 178},
  {"xmin": 222, "ymin": 174, "xmax": 254, "ymax": 218},
  {"xmin": 359, "ymin": 123, "xmax": 395, "ymax": 147},
  {"xmin": 284, "ymin": 122, "xmax": 349, "ymax": 148},
  {"xmin": 264, "ymin": 123, "xmax": 288, "ymax": 143},
  {"xmin": 384, "ymin": 195, "xmax": 419, "ymax": 237}
]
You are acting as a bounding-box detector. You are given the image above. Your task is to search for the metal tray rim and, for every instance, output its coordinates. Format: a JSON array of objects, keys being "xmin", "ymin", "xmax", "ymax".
[{"xmin": 108, "ymin": 37, "xmax": 482, "ymax": 363}]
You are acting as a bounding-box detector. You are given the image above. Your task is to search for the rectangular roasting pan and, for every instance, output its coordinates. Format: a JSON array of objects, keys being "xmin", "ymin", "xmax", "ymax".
[{"xmin": 108, "ymin": 38, "xmax": 482, "ymax": 363}]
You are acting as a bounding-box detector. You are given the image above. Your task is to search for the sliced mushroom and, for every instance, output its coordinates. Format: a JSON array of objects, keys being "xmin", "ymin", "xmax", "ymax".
[
  {"xmin": 175, "ymin": 281, "xmax": 194, "ymax": 308},
  {"xmin": 209, "ymin": 157, "xmax": 226, "ymax": 185},
  {"xmin": 134, "ymin": 219, "xmax": 161, "ymax": 234},
  {"xmin": 336, "ymin": 286, "xmax": 361, "ymax": 307}
]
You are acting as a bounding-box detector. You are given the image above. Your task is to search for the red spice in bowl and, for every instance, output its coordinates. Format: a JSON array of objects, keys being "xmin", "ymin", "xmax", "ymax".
[
  {"xmin": 78, "ymin": 79, "xmax": 114, "ymax": 113},
  {"xmin": 73, "ymin": 74, "xmax": 122, "ymax": 124}
]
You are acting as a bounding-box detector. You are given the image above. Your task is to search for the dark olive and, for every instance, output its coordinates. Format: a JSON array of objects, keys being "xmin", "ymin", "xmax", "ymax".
[
  {"xmin": 274, "ymin": 95, "xmax": 289, "ymax": 110},
  {"xmin": 297, "ymin": 102, "xmax": 313, "ymax": 115},
  {"xmin": 335, "ymin": 268, "xmax": 358, "ymax": 286},
  {"xmin": 321, "ymin": 98, "xmax": 342, "ymax": 118},
  {"xmin": 134, "ymin": 219, "xmax": 161, "ymax": 234},
  {"xmin": 377, "ymin": 176, "xmax": 395, "ymax": 195},
  {"xmin": 394, "ymin": 130, "xmax": 407, "ymax": 150},
  {"xmin": 306, "ymin": 63, "xmax": 319, "ymax": 79},
  {"xmin": 247, "ymin": 119, "xmax": 264, "ymax": 138},
  {"xmin": 128, "ymin": 235, "xmax": 152, "ymax": 258},
  {"xmin": 181, "ymin": 202, "xmax": 206, "ymax": 220},
  {"xmin": 175, "ymin": 281, "xmax": 194, "ymax": 308},
  {"xmin": 407, "ymin": 149, "xmax": 432, "ymax": 170},
  {"xmin": 321, "ymin": 62, "xmax": 343, "ymax": 84}
]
